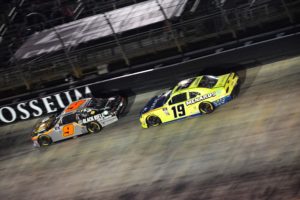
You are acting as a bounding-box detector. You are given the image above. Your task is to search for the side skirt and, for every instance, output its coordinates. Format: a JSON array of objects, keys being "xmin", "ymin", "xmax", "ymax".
[{"xmin": 162, "ymin": 95, "xmax": 233, "ymax": 126}]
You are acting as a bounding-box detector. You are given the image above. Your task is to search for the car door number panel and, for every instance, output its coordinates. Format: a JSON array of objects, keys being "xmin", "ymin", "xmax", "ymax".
[
  {"xmin": 171, "ymin": 104, "xmax": 186, "ymax": 118},
  {"xmin": 62, "ymin": 124, "xmax": 75, "ymax": 137}
]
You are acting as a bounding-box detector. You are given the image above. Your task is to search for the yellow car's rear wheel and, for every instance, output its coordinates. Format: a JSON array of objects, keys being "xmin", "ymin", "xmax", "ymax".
[
  {"xmin": 38, "ymin": 135, "xmax": 52, "ymax": 147},
  {"xmin": 87, "ymin": 121, "xmax": 102, "ymax": 133},
  {"xmin": 199, "ymin": 102, "xmax": 214, "ymax": 114},
  {"xmin": 146, "ymin": 115, "xmax": 162, "ymax": 127},
  {"xmin": 231, "ymin": 83, "xmax": 240, "ymax": 99}
]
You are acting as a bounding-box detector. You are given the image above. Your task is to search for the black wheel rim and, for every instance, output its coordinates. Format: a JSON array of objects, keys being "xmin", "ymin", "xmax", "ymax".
[
  {"xmin": 147, "ymin": 116, "xmax": 161, "ymax": 126},
  {"xmin": 39, "ymin": 136, "xmax": 50, "ymax": 146},
  {"xmin": 88, "ymin": 123, "xmax": 100, "ymax": 132},
  {"xmin": 201, "ymin": 103, "xmax": 213, "ymax": 113}
]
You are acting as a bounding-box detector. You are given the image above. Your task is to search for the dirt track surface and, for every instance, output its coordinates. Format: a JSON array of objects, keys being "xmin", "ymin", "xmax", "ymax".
[{"xmin": 1, "ymin": 56, "xmax": 300, "ymax": 199}]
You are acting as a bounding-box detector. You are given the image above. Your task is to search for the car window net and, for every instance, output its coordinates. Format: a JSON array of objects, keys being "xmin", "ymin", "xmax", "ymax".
[
  {"xmin": 171, "ymin": 93, "xmax": 187, "ymax": 104},
  {"xmin": 61, "ymin": 114, "xmax": 77, "ymax": 125}
]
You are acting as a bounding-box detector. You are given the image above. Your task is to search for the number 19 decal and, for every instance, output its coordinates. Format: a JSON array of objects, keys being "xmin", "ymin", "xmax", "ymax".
[
  {"xmin": 62, "ymin": 124, "xmax": 74, "ymax": 137},
  {"xmin": 171, "ymin": 104, "xmax": 186, "ymax": 118}
]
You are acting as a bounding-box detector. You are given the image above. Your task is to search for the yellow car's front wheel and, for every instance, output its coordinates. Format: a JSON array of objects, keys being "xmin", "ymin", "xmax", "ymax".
[
  {"xmin": 146, "ymin": 115, "xmax": 162, "ymax": 127},
  {"xmin": 199, "ymin": 102, "xmax": 214, "ymax": 114}
]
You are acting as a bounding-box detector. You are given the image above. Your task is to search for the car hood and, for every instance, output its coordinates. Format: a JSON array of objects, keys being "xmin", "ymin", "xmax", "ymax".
[
  {"xmin": 140, "ymin": 94, "xmax": 168, "ymax": 115},
  {"xmin": 33, "ymin": 116, "xmax": 56, "ymax": 134}
]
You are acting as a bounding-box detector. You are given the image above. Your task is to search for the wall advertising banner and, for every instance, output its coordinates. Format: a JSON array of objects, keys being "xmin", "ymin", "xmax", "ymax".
[{"xmin": 0, "ymin": 86, "xmax": 93, "ymax": 125}]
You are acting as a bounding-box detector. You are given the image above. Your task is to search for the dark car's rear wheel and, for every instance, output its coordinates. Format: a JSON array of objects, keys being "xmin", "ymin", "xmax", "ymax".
[
  {"xmin": 87, "ymin": 121, "xmax": 102, "ymax": 133},
  {"xmin": 38, "ymin": 135, "xmax": 52, "ymax": 147},
  {"xmin": 146, "ymin": 115, "xmax": 162, "ymax": 127},
  {"xmin": 199, "ymin": 102, "xmax": 214, "ymax": 114},
  {"xmin": 117, "ymin": 97, "xmax": 128, "ymax": 117}
]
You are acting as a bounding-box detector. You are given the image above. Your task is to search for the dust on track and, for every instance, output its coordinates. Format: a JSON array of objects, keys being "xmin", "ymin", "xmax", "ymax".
[{"xmin": 0, "ymin": 56, "xmax": 300, "ymax": 200}]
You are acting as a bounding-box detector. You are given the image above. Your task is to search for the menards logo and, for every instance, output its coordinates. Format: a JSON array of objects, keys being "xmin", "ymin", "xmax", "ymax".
[{"xmin": 186, "ymin": 92, "xmax": 216, "ymax": 106}]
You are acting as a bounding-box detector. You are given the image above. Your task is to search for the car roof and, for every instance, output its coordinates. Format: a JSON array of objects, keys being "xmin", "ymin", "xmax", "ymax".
[
  {"xmin": 171, "ymin": 76, "xmax": 202, "ymax": 94},
  {"xmin": 61, "ymin": 98, "xmax": 92, "ymax": 115}
]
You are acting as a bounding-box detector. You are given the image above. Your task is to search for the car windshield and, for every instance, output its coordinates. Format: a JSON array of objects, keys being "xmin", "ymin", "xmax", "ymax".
[
  {"xmin": 162, "ymin": 90, "xmax": 172, "ymax": 104},
  {"xmin": 87, "ymin": 98, "xmax": 107, "ymax": 108},
  {"xmin": 175, "ymin": 78, "xmax": 196, "ymax": 92},
  {"xmin": 198, "ymin": 75, "xmax": 218, "ymax": 88},
  {"xmin": 61, "ymin": 114, "xmax": 77, "ymax": 125}
]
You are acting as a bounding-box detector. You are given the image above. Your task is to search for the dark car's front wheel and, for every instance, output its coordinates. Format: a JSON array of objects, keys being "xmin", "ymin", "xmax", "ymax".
[
  {"xmin": 38, "ymin": 135, "xmax": 52, "ymax": 147},
  {"xmin": 199, "ymin": 102, "xmax": 214, "ymax": 114},
  {"xmin": 87, "ymin": 121, "xmax": 102, "ymax": 133},
  {"xmin": 146, "ymin": 115, "xmax": 162, "ymax": 127}
]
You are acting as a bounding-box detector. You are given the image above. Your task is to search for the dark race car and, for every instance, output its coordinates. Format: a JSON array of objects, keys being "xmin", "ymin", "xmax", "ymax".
[{"xmin": 31, "ymin": 96, "xmax": 127, "ymax": 147}]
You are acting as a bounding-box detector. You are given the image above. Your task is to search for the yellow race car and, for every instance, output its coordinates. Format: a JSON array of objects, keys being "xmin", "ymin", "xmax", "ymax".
[{"xmin": 139, "ymin": 73, "xmax": 239, "ymax": 128}]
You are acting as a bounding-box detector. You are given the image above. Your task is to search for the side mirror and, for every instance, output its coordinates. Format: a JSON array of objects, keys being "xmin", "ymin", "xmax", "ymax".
[{"xmin": 54, "ymin": 124, "xmax": 60, "ymax": 130}]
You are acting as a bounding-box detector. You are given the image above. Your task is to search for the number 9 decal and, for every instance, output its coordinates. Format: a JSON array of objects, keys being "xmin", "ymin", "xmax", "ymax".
[
  {"xmin": 62, "ymin": 124, "xmax": 75, "ymax": 137},
  {"xmin": 65, "ymin": 100, "xmax": 86, "ymax": 113}
]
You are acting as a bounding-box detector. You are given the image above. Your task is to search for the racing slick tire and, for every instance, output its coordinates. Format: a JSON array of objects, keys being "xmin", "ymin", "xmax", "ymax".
[
  {"xmin": 146, "ymin": 115, "xmax": 162, "ymax": 127},
  {"xmin": 231, "ymin": 80, "xmax": 240, "ymax": 99},
  {"xmin": 199, "ymin": 102, "xmax": 214, "ymax": 114},
  {"xmin": 87, "ymin": 121, "xmax": 102, "ymax": 133},
  {"xmin": 117, "ymin": 97, "xmax": 128, "ymax": 117},
  {"xmin": 231, "ymin": 86, "xmax": 239, "ymax": 99},
  {"xmin": 38, "ymin": 135, "xmax": 53, "ymax": 147}
]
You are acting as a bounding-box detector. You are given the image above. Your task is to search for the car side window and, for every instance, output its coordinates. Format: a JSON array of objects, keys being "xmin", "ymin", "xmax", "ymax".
[
  {"xmin": 76, "ymin": 113, "xmax": 83, "ymax": 120},
  {"xmin": 189, "ymin": 92, "xmax": 200, "ymax": 99},
  {"xmin": 87, "ymin": 99, "xmax": 97, "ymax": 107},
  {"xmin": 61, "ymin": 114, "xmax": 77, "ymax": 125},
  {"xmin": 169, "ymin": 93, "xmax": 187, "ymax": 105}
]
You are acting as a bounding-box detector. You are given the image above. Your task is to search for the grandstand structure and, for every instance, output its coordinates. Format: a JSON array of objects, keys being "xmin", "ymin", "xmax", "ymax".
[{"xmin": 0, "ymin": 0, "xmax": 300, "ymax": 99}]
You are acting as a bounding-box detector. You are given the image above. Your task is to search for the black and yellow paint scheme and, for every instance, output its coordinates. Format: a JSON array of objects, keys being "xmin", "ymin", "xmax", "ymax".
[{"xmin": 139, "ymin": 73, "xmax": 239, "ymax": 128}]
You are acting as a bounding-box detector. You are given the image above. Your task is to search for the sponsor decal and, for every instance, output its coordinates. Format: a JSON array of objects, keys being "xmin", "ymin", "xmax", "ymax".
[
  {"xmin": 213, "ymin": 96, "xmax": 231, "ymax": 107},
  {"xmin": 82, "ymin": 113, "xmax": 106, "ymax": 124},
  {"xmin": 163, "ymin": 107, "xmax": 170, "ymax": 115},
  {"xmin": 186, "ymin": 92, "xmax": 216, "ymax": 106},
  {"xmin": 0, "ymin": 86, "xmax": 92, "ymax": 124}
]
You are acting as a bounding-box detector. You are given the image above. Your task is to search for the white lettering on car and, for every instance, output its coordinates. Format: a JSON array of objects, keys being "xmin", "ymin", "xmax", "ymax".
[
  {"xmin": 82, "ymin": 113, "xmax": 107, "ymax": 124},
  {"xmin": 186, "ymin": 92, "xmax": 216, "ymax": 106}
]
